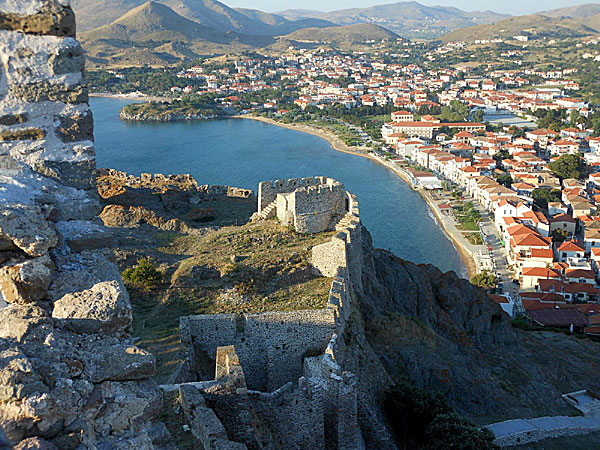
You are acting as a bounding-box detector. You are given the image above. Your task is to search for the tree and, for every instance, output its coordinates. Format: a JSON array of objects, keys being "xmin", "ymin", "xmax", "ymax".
[
  {"xmin": 508, "ymin": 126, "xmax": 525, "ymax": 138},
  {"xmin": 532, "ymin": 188, "xmax": 562, "ymax": 210},
  {"xmin": 548, "ymin": 154, "xmax": 586, "ymax": 180},
  {"xmin": 472, "ymin": 109, "xmax": 484, "ymax": 123},
  {"xmin": 424, "ymin": 413, "xmax": 497, "ymax": 450},
  {"xmin": 122, "ymin": 257, "xmax": 163, "ymax": 292},
  {"xmin": 496, "ymin": 173, "xmax": 513, "ymax": 187},
  {"xmin": 384, "ymin": 384, "xmax": 498, "ymax": 450},
  {"xmin": 470, "ymin": 271, "xmax": 497, "ymax": 289},
  {"xmin": 551, "ymin": 228, "xmax": 570, "ymax": 243}
]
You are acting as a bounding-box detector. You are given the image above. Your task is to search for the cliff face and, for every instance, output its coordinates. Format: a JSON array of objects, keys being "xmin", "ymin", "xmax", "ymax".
[
  {"xmin": 0, "ymin": 2, "xmax": 165, "ymax": 448},
  {"xmin": 357, "ymin": 229, "xmax": 600, "ymax": 423}
]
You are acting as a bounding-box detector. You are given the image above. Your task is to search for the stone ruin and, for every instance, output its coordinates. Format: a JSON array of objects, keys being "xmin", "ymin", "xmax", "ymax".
[
  {"xmin": 173, "ymin": 179, "xmax": 366, "ymax": 449},
  {"xmin": 255, "ymin": 177, "xmax": 348, "ymax": 234},
  {"xmin": 0, "ymin": 1, "xmax": 168, "ymax": 448}
]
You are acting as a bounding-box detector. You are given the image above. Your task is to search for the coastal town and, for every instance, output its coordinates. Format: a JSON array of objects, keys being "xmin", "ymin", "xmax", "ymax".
[
  {"xmin": 89, "ymin": 35, "xmax": 600, "ymax": 337},
  {"xmin": 11, "ymin": 0, "xmax": 600, "ymax": 448}
]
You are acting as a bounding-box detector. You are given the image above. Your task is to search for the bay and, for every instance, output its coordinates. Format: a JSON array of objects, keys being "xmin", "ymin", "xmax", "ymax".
[{"xmin": 91, "ymin": 97, "xmax": 467, "ymax": 277}]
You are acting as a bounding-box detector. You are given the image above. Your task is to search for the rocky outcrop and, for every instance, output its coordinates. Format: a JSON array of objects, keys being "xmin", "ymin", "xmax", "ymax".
[
  {"xmin": 0, "ymin": 1, "xmax": 166, "ymax": 447},
  {"xmin": 119, "ymin": 110, "xmax": 219, "ymax": 122},
  {"xmin": 358, "ymin": 229, "xmax": 600, "ymax": 423}
]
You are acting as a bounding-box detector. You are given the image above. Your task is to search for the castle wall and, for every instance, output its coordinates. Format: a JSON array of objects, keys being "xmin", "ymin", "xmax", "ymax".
[
  {"xmin": 99, "ymin": 168, "xmax": 254, "ymax": 199},
  {"xmin": 180, "ymin": 180, "xmax": 365, "ymax": 449},
  {"xmin": 180, "ymin": 309, "xmax": 336, "ymax": 392},
  {"xmin": 293, "ymin": 183, "xmax": 346, "ymax": 233},
  {"xmin": 249, "ymin": 379, "xmax": 325, "ymax": 450},
  {"xmin": 258, "ymin": 176, "xmax": 333, "ymax": 213}
]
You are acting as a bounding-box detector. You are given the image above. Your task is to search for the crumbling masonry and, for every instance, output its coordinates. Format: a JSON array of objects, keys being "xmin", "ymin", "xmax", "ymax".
[
  {"xmin": 178, "ymin": 178, "xmax": 365, "ymax": 449},
  {"xmin": 255, "ymin": 177, "xmax": 347, "ymax": 234}
]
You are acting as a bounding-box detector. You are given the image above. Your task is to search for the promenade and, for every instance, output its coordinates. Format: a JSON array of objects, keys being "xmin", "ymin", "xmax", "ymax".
[{"xmin": 488, "ymin": 415, "xmax": 600, "ymax": 447}]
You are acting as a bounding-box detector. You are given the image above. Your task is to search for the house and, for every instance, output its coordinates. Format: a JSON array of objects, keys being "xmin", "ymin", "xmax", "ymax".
[
  {"xmin": 556, "ymin": 240, "xmax": 585, "ymax": 262},
  {"xmin": 549, "ymin": 213, "xmax": 577, "ymax": 238},
  {"xmin": 538, "ymin": 279, "xmax": 599, "ymax": 303},
  {"xmin": 525, "ymin": 308, "xmax": 588, "ymax": 331},
  {"xmin": 522, "ymin": 267, "xmax": 561, "ymax": 290},
  {"xmin": 391, "ymin": 110, "xmax": 414, "ymax": 121},
  {"xmin": 565, "ymin": 268, "xmax": 597, "ymax": 285},
  {"xmin": 547, "ymin": 139, "xmax": 580, "ymax": 156},
  {"xmin": 511, "ymin": 182, "xmax": 536, "ymax": 197},
  {"xmin": 526, "ymin": 128, "xmax": 559, "ymax": 148},
  {"xmin": 585, "ymin": 227, "xmax": 600, "ymax": 253}
]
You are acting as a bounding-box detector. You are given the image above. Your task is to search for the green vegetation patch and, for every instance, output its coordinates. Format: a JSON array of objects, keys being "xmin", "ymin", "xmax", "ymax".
[{"xmin": 121, "ymin": 95, "xmax": 226, "ymax": 120}]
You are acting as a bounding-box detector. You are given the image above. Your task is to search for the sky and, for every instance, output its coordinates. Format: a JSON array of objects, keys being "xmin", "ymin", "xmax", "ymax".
[{"xmin": 226, "ymin": 0, "xmax": 596, "ymax": 15}]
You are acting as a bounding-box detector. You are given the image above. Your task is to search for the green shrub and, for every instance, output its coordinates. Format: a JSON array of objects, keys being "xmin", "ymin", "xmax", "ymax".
[
  {"xmin": 122, "ymin": 257, "xmax": 163, "ymax": 292},
  {"xmin": 383, "ymin": 383, "xmax": 498, "ymax": 450}
]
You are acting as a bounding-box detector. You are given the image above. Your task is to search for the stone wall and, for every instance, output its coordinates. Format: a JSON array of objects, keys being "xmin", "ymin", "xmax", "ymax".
[
  {"xmin": 249, "ymin": 379, "xmax": 325, "ymax": 449},
  {"xmin": 180, "ymin": 309, "xmax": 336, "ymax": 392},
  {"xmin": 257, "ymin": 176, "xmax": 334, "ymax": 213},
  {"xmin": 178, "ymin": 349, "xmax": 249, "ymax": 450},
  {"xmin": 0, "ymin": 2, "xmax": 165, "ymax": 448},
  {"xmin": 261, "ymin": 177, "xmax": 346, "ymax": 234},
  {"xmin": 98, "ymin": 168, "xmax": 254, "ymax": 199},
  {"xmin": 180, "ymin": 182, "xmax": 365, "ymax": 449}
]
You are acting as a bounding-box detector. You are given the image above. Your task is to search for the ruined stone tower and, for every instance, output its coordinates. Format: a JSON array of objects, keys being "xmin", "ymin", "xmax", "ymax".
[{"xmin": 0, "ymin": 1, "xmax": 165, "ymax": 448}]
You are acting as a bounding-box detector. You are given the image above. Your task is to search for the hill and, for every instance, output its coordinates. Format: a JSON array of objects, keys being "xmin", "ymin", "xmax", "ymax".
[
  {"xmin": 278, "ymin": 1, "xmax": 509, "ymax": 38},
  {"xmin": 542, "ymin": 3, "xmax": 600, "ymax": 18},
  {"xmin": 441, "ymin": 13, "xmax": 600, "ymax": 43},
  {"xmin": 282, "ymin": 23, "xmax": 399, "ymax": 45},
  {"xmin": 72, "ymin": 0, "xmax": 335, "ymax": 35},
  {"xmin": 80, "ymin": 2, "xmax": 274, "ymax": 67}
]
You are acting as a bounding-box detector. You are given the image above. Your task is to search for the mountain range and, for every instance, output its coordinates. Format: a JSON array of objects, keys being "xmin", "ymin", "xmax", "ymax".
[
  {"xmin": 278, "ymin": 2, "xmax": 509, "ymax": 38},
  {"xmin": 72, "ymin": 0, "xmax": 334, "ymax": 35},
  {"xmin": 442, "ymin": 3, "xmax": 600, "ymax": 42},
  {"xmin": 78, "ymin": 1, "xmax": 399, "ymax": 67},
  {"xmin": 75, "ymin": 1, "xmax": 600, "ymax": 67}
]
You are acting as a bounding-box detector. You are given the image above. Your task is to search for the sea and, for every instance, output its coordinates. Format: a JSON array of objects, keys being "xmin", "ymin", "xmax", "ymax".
[{"xmin": 91, "ymin": 97, "xmax": 467, "ymax": 277}]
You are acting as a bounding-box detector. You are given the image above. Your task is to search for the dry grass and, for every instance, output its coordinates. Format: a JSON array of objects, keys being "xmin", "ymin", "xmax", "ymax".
[{"xmin": 126, "ymin": 220, "xmax": 335, "ymax": 382}]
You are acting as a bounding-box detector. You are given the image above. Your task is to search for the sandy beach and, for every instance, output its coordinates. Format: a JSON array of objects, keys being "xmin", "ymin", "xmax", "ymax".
[{"xmin": 235, "ymin": 114, "xmax": 478, "ymax": 278}]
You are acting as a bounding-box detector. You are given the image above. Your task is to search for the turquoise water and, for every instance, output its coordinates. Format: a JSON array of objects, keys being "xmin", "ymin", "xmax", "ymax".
[{"xmin": 91, "ymin": 97, "xmax": 467, "ymax": 277}]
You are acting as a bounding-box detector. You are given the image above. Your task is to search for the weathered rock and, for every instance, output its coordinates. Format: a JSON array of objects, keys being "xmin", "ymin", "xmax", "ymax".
[
  {"xmin": 10, "ymin": 82, "xmax": 87, "ymax": 104},
  {"xmin": 50, "ymin": 42, "xmax": 85, "ymax": 75},
  {"xmin": 47, "ymin": 250, "xmax": 118, "ymax": 298},
  {"xmin": 0, "ymin": 1, "xmax": 75, "ymax": 37},
  {"xmin": 99, "ymin": 204, "xmax": 194, "ymax": 233},
  {"xmin": 0, "ymin": 254, "xmax": 54, "ymax": 304},
  {"xmin": 0, "ymin": 205, "xmax": 57, "ymax": 256},
  {"xmin": 56, "ymin": 108, "xmax": 93, "ymax": 143},
  {"xmin": 0, "ymin": 113, "xmax": 28, "ymax": 125},
  {"xmin": 55, "ymin": 220, "xmax": 112, "ymax": 252},
  {"xmin": 0, "ymin": 1, "xmax": 163, "ymax": 446},
  {"xmin": 52, "ymin": 279, "xmax": 132, "ymax": 336},
  {"xmin": 14, "ymin": 437, "xmax": 58, "ymax": 450},
  {"xmin": 147, "ymin": 421, "xmax": 172, "ymax": 446},
  {"xmin": 32, "ymin": 159, "xmax": 96, "ymax": 190},
  {"xmin": 0, "ymin": 128, "xmax": 45, "ymax": 142},
  {"xmin": 85, "ymin": 343, "xmax": 155, "ymax": 383},
  {"xmin": 0, "ymin": 158, "xmax": 100, "ymax": 222},
  {"xmin": 0, "ymin": 304, "xmax": 52, "ymax": 342},
  {"xmin": 93, "ymin": 380, "xmax": 163, "ymax": 436}
]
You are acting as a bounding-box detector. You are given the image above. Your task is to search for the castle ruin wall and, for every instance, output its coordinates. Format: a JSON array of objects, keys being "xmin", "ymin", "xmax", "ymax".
[{"xmin": 180, "ymin": 179, "xmax": 365, "ymax": 449}]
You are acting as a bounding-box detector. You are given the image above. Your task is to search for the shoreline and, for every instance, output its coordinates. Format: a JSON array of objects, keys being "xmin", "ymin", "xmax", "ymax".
[
  {"xmin": 90, "ymin": 92, "xmax": 170, "ymax": 103},
  {"xmin": 235, "ymin": 114, "xmax": 477, "ymax": 279}
]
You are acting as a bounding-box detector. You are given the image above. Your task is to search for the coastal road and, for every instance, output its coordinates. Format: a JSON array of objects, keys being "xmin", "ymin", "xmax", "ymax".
[{"xmin": 477, "ymin": 210, "xmax": 519, "ymax": 301}]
